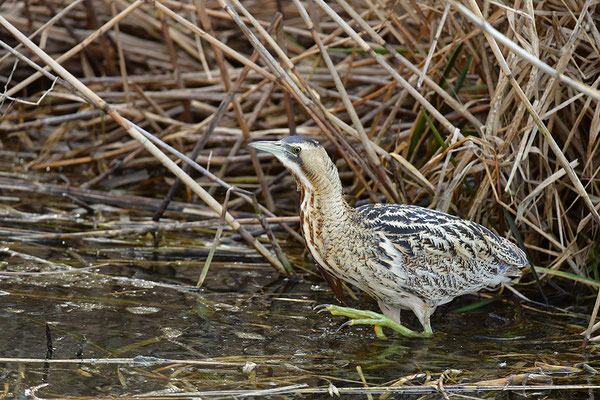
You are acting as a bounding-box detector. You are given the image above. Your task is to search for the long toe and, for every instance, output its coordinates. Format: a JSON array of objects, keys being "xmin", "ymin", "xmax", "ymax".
[{"xmin": 322, "ymin": 305, "xmax": 428, "ymax": 338}]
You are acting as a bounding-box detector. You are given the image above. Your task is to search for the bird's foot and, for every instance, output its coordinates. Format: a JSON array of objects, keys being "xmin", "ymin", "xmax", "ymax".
[{"xmin": 316, "ymin": 304, "xmax": 432, "ymax": 339}]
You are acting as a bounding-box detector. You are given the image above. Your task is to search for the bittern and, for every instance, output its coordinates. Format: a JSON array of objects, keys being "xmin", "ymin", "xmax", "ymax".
[{"xmin": 249, "ymin": 136, "xmax": 528, "ymax": 338}]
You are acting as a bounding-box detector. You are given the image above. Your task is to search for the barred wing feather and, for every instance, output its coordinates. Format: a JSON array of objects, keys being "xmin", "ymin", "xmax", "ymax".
[{"xmin": 356, "ymin": 203, "xmax": 528, "ymax": 301}]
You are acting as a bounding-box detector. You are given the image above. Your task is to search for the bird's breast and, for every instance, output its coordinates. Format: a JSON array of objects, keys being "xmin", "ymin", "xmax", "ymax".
[
  {"xmin": 299, "ymin": 190, "xmax": 330, "ymax": 275},
  {"xmin": 298, "ymin": 190, "xmax": 377, "ymax": 291}
]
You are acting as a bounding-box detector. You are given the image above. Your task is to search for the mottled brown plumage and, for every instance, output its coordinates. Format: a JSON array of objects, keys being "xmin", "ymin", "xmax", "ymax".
[{"xmin": 249, "ymin": 136, "xmax": 529, "ymax": 337}]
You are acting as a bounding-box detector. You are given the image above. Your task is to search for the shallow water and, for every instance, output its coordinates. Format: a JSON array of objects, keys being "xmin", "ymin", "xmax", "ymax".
[{"xmin": 1, "ymin": 189, "xmax": 599, "ymax": 398}]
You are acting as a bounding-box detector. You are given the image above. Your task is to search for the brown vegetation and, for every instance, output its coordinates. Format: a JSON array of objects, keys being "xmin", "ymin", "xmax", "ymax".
[{"xmin": 1, "ymin": 1, "xmax": 599, "ymax": 296}]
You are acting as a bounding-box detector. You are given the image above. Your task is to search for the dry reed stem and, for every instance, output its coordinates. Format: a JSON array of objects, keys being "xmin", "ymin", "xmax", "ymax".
[
  {"xmin": 292, "ymin": 0, "xmax": 398, "ymax": 202},
  {"xmin": 217, "ymin": 0, "xmax": 383, "ymax": 201},
  {"xmin": 4, "ymin": 0, "xmax": 145, "ymax": 98},
  {"xmin": 458, "ymin": 0, "xmax": 600, "ymax": 228},
  {"xmin": 0, "ymin": 13, "xmax": 286, "ymax": 274}
]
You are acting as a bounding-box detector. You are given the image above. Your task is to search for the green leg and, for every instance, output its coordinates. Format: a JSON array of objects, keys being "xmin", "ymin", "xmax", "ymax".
[
  {"xmin": 423, "ymin": 323, "xmax": 433, "ymax": 337},
  {"xmin": 319, "ymin": 305, "xmax": 433, "ymax": 339}
]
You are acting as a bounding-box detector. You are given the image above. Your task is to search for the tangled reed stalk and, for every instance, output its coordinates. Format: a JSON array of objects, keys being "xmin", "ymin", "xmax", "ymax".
[{"xmin": 1, "ymin": 1, "xmax": 599, "ymax": 292}]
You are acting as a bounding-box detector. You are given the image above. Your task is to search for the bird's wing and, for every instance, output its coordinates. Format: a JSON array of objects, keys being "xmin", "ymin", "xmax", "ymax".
[{"xmin": 356, "ymin": 203, "xmax": 528, "ymax": 299}]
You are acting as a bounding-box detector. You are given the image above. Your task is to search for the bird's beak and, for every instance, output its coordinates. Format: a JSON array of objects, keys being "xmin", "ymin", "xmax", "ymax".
[{"xmin": 248, "ymin": 140, "xmax": 288, "ymax": 158}]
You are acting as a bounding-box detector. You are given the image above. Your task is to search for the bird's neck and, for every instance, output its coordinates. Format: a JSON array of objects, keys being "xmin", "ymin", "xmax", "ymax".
[{"xmin": 299, "ymin": 170, "xmax": 350, "ymax": 219}]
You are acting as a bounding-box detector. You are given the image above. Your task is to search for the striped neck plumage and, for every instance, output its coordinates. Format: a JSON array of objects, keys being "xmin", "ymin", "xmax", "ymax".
[{"xmin": 298, "ymin": 159, "xmax": 347, "ymax": 209}]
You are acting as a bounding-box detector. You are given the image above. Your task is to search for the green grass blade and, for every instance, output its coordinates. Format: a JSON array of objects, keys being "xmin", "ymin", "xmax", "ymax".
[
  {"xmin": 452, "ymin": 297, "xmax": 498, "ymax": 313},
  {"xmin": 534, "ymin": 266, "xmax": 600, "ymax": 289},
  {"xmin": 504, "ymin": 209, "xmax": 547, "ymax": 306}
]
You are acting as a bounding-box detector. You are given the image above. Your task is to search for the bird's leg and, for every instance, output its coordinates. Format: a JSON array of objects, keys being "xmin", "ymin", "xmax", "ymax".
[
  {"xmin": 413, "ymin": 305, "xmax": 434, "ymax": 337},
  {"xmin": 423, "ymin": 324, "xmax": 433, "ymax": 336},
  {"xmin": 319, "ymin": 305, "xmax": 432, "ymax": 339},
  {"xmin": 316, "ymin": 265, "xmax": 346, "ymax": 305}
]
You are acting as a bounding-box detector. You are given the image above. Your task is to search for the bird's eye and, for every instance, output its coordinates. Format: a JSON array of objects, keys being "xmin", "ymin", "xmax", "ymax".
[{"xmin": 292, "ymin": 146, "xmax": 301, "ymax": 155}]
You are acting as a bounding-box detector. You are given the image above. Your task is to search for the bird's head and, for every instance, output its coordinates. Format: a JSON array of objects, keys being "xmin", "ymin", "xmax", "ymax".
[{"xmin": 248, "ymin": 136, "xmax": 340, "ymax": 194}]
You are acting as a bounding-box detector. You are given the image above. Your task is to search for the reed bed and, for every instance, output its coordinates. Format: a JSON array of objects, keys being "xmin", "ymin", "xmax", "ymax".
[{"xmin": 1, "ymin": 1, "xmax": 599, "ymax": 317}]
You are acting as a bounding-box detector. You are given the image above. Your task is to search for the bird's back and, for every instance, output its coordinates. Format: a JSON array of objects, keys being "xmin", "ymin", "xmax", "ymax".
[{"xmin": 356, "ymin": 203, "xmax": 528, "ymax": 304}]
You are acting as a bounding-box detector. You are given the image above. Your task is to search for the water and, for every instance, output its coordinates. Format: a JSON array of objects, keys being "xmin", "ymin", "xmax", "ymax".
[{"xmin": 1, "ymin": 192, "xmax": 599, "ymax": 398}]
